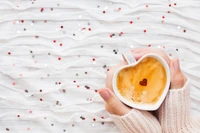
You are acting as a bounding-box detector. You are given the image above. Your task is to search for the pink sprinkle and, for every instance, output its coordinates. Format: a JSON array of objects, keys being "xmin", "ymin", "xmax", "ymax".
[
  {"xmin": 27, "ymin": 127, "xmax": 30, "ymax": 130},
  {"xmin": 12, "ymin": 82, "xmax": 16, "ymax": 85},
  {"xmin": 29, "ymin": 110, "xmax": 32, "ymax": 114},
  {"xmin": 19, "ymin": 74, "xmax": 22, "ymax": 76},
  {"xmin": 146, "ymin": 5, "xmax": 148, "ymax": 8},
  {"xmin": 118, "ymin": 7, "xmax": 121, "ymax": 11},
  {"xmin": 148, "ymin": 44, "xmax": 151, "ymax": 47}
]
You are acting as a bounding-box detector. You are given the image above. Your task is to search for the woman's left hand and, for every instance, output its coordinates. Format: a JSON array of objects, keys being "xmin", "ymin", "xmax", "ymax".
[{"xmin": 99, "ymin": 61, "xmax": 132, "ymax": 116}]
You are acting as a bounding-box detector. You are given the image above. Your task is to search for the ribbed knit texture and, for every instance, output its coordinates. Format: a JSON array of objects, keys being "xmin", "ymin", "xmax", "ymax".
[
  {"xmin": 109, "ymin": 109, "xmax": 162, "ymax": 133},
  {"xmin": 110, "ymin": 80, "xmax": 200, "ymax": 133}
]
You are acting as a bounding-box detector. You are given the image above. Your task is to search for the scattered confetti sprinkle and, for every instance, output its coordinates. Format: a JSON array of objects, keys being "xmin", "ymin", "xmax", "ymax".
[{"xmin": 41, "ymin": 8, "xmax": 44, "ymax": 12}]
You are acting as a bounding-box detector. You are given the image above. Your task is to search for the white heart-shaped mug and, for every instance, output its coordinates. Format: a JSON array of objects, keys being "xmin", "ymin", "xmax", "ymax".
[{"xmin": 112, "ymin": 49, "xmax": 170, "ymax": 111}]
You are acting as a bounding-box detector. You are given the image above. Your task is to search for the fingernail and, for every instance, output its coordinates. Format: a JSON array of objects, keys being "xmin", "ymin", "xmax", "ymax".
[
  {"xmin": 173, "ymin": 59, "xmax": 180, "ymax": 71},
  {"xmin": 99, "ymin": 89, "xmax": 111, "ymax": 100}
]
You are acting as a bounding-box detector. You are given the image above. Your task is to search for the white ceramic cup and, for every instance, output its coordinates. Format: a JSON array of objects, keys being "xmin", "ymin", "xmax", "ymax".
[{"xmin": 112, "ymin": 48, "xmax": 170, "ymax": 111}]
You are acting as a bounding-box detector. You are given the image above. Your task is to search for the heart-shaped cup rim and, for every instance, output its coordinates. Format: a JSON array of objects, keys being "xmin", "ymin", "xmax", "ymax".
[{"xmin": 112, "ymin": 53, "xmax": 170, "ymax": 111}]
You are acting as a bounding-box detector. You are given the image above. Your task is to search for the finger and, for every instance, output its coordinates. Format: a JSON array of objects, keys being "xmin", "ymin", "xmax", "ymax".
[
  {"xmin": 131, "ymin": 48, "xmax": 150, "ymax": 60},
  {"xmin": 170, "ymin": 58, "xmax": 185, "ymax": 89},
  {"xmin": 99, "ymin": 88, "xmax": 131, "ymax": 116},
  {"xmin": 106, "ymin": 61, "xmax": 128, "ymax": 90},
  {"xmin": 132, "ymin": 48, "xmax": 171, "ymax": 65}
]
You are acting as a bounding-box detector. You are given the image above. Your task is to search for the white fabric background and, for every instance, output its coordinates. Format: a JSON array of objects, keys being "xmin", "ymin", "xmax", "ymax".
[{"xmin": 0, "ymin": 0, "xmax": 200, "ymax": 133}]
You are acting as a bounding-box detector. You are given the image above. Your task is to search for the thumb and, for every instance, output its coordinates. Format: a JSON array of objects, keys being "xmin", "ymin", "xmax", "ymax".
[
  {"xmin": 99, "ymin": 88, "xmax": 131, "ymax": 116},
  {"xmin": 170, "ymin": 58, "xmax": 186, "ymax": 89}
]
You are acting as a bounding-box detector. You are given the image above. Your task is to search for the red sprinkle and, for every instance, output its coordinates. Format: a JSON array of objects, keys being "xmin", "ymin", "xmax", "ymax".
[
  {"xmin": 169, "ymin": 4, "xmax": 171, "ymax": 7},
  {"xmin": 40, "ymin": 98, "xmax": 43, "ymax": 101},
  {"xmin": 144, "ymin": 30, "xmax": 147, "ymax": 33},
  {"xmin": 41, "ymin": 8, "xmax": 44, "ymax": 12},
  {"xmin": 53, "ymin": 40, "xmax": 56, "ymax": 43},
  {"xmin": 93, "ymin": 118, "xmax": 96, "ymax": 121},
  {"xmin": 58, "ymin": 57, "xmax": 61, "ymax": 60},
  {"xmin": 95, "ymin": 90, "xmax": 98, "ymax": 92},
  {"xmin": 88, "ymin": 28, "xmax": 91, "ymax": 31},
  {"xmin": 130, "ymin": 21, "xmax": 133, "ymax": 24},
  {"xmin": 60, "ymin": 43, "xmax": 62, "ymax": 46},
  {"xmin": 8, "ymin": 52, "xmax": 11, "ymax": 55},
  {"xmin": 17, "ymin": 115, "xmax": 20, "ymax": 117},
  {"xmin": 61, "ymin": 26, "xmax": 64, "ymax": 28},
  {"xmin": 174, "ymin": 3, "xmax": 177, "ymax": 6},
  {"xmin": 162, "ymin": 16, "xmax": 165, "ymax": 19},
  {"xmin": 146, "ymin": 5, "xmax": 148, "ymax": 8},
  {"xmin": 183, "ymin": 30, "xmax": 186, "ymax": 33},
  {"xmin": 107, "ymin": 69, "xmax": 110, "ymax": 71},
  {"xmin": 103, "ymin": 11, "xmax": 106, "ymax": 14},
  {"xmin": 92, "ymin": 58, "xmax": 95, "ymax": 61},
  {"xmin": 168, "ymin": 11, "xmax": 170, "ymax": 13},
  {"xmin": 21, "ymin": 20, "xmax": 24, "ymax": 23},
  {"xmin": 40, "ymin": 90, "xmax": 42, "ymax": 92},
  {"xmin": 148, "ymin": 44, "xmax": 151, "ymax": 47}
]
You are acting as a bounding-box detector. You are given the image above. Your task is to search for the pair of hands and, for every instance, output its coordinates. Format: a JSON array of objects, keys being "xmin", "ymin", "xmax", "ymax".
[{"xmin": 99, "ymin": 48, "xmax": 187, "ymax": 116}]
